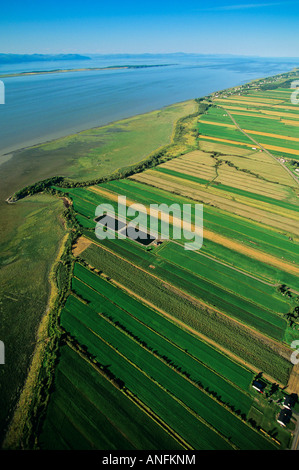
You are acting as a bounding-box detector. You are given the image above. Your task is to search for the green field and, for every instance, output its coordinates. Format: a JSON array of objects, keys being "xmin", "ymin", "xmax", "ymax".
[
  {"xmin": 57, "ymin": 293, "xmax": 277, "ymax": 450},
  {"xmin": 199, "ymin": 120, "xmax": 299, "ymax": 154},
  {"xmin": 59, "ymin": 180, "xmax": 299, "ymax": 267},
  {"xmin": 60, "ymin": 298, "xmax": 234, "ymax": 450},
  {"xmin": 210, "ymin": 91, "xmax": 299, "ymax": 159},
  {"xmin": 73, "ymin": 263, "xmax": 254, "ymax": 397},
  {"xmin": 39, "ymin": 345, "xmax": 184, "ymax": 450},
  {"xmin": 80, "ymin": 242, "xmax": 292, "ymax": 384},
  {"xmin": 80, "ymin": 236, "xmax": 289, "ymax": 341},
  {"xmin": 0, "ymin": 194, "xmax": 65, "ymax": 443}
]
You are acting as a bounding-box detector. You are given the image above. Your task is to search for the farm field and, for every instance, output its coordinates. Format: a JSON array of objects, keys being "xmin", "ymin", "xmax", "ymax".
[
  {"xmin": 80, "ymin": 235, "xmax": 289, "ymax": 341},
  {"xmin": 23, "ymin": 99, "xmax": 197, "ymax": 183},
  {"xmin": 55, "ymin": 291, "xmax": 278, "ymax": 450},
  {"xmin": 56, "ymin": 181, "xmax": 299, "ymax": 269},
  {"xmin": 39, "ymin": 345, "xmax": 185, "ymax": 450},
  {"xmin": 209, "ymin": 89, "xmax": 299, "ymax": 159},
  {"xmin": 72, "ymin": 263, "xmax": 255, "ymax": 398},
  {"xmin": 78, "ymin": 241, "xmax": 292, "ymax": 383},
  {"xmin": 34, "ymin": 78, "xmax": 299, "ymax": 451}
]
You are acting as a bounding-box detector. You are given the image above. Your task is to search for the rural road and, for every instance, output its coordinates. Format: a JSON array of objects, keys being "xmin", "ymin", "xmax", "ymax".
[
  {"xmin": 219, "ymin": 106, "xmax": 299, "ymax": 187},
  {"xmin": 291, "ymin": 411, "xmax": 299, "ymax": 450}
]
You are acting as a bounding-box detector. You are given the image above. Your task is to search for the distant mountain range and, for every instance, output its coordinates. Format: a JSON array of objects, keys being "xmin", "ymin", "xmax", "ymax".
[{"xmin": 0, "ymin": 54, "xmax": 91, "ymax": 64}]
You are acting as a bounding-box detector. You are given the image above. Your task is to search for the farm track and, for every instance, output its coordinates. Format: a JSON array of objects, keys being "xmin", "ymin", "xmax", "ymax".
[{"xmin": 219, "ymin": 106, "xmax": 299, "ymax": 187}]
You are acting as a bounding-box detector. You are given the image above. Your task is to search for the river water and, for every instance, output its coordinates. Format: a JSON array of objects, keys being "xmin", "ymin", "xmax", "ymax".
[{"xmin": 1, "ymin": 53, "xmax": 298, "ymax": 159}]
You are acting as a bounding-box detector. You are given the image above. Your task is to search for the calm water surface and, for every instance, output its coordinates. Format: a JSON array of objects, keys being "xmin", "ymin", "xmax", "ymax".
[{"xmin": 1, "ymin": 54, "xmax": 298, "ymax": 158}]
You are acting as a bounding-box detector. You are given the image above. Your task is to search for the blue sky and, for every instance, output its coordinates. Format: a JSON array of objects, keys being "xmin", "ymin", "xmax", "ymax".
[{"xmin": 1, "ymin": 0, "xmax": 299, "ymax": 56}]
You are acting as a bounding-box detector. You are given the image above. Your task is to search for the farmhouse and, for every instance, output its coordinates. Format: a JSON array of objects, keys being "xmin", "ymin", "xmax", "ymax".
[
  {"xmin": 252, "ymin": 380, "xmax": 266, "ymax": 394},
  {"xmin": 283, "ymin": 394, "xmax": 297, "ymax": 410},
  {"xmin": 277, "ymin": 409, "xmax": 292, "ymax": 427}
]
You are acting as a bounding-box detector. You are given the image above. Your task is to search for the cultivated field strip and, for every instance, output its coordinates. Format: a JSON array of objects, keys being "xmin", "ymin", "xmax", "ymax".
[
  {"xmin": 40, "ymin": 345, "xmax": 185, "ymax": 450},
  {"xmin": 81, "ymin": 235, "xmax": 288, "ymax": 341},
  {"xmin": 80, "ymin": 241, "xmax": 292, "ymax": 383},
  {"xmin": 72, "ymin": 263, "xmax": 254, "ymax": 388},
  {"xmin": 83, "ymin": 230, "xmax": 291, "ymax": 327},
  {"xmin": 156, "ymin": 166, "xmax": 296, "ymax": 205},
  {"xmin": 84, "ymin": 180, "xmax": 299, "ymax": 270},
  {"xmin": 60, "ymin": 298, "xmax": 235, "ymax": 450},
  {"xmin": 130, "ymin": 171, "xmax": 299, "ymax": 235},
  {"xmin": 212, "ymin": 154, "xmax": 296, "ymax": 187},
  {"xmin": 199, "ymin": 135, "xmax": 299, "ymax": 158},
  {"xmin": 60, "ymin": 292, "xmax": 277, "ymax": 450},
  {"xmin": 72, "ymin": 270, "xmax": 253, "ymax": 412},
  {"xmin": 199, "ymin": 119, "xmax": 299, "ymax": 153}
]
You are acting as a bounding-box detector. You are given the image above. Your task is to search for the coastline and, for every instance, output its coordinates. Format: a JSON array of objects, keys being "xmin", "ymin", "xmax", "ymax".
[
  {"xmin": 0, "ymin": 73, "xmax": 262, "ymax": 166},
  {"xmin": 0, "ymin": 97, "xmax": 198, "ymax": 448},
  {"xmin": 0, "ymin": 64, "xmax": 173, "ymax": 79},
  {"xmin": 2, "ymin": 68, "xmax": 298, "ymax": 448},
  {"xmin": 0, "ymin": 97, "xmax": 193, "ymax": 170}
]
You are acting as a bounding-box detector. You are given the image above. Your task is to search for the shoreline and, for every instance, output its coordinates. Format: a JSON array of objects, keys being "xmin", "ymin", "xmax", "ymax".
[
  {"xmin": 0, "ymin": 72, "xmax": 262, "ymax": 166},
  {"xmin": 2, "ymin": 68, "xmax": 297, "ymax": 448},
  {"xmin": 0, "ymin": 97, "xmax": 194, "ymax": 172},
  {"xmin": 1, "ymin": 97, "xmax": 199, "ymax": 449},
  {"xmin": 0, "ymin": 66, "xmax": 292, "ymax": 167},
  {"xmin": 0, "ymin": 64, "xmax": 174, "ymax": 79}
]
